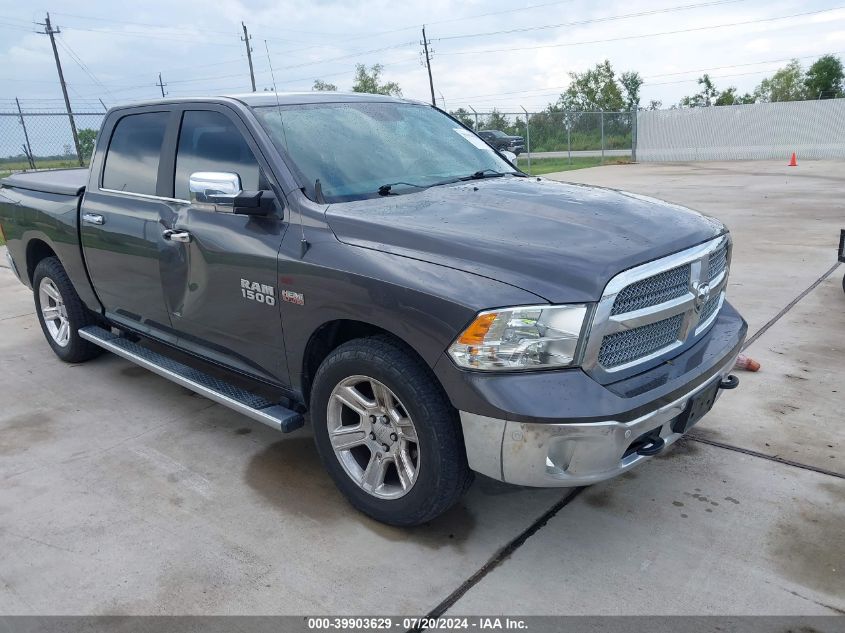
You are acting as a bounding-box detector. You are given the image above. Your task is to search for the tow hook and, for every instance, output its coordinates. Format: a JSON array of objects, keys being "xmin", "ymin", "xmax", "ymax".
[
  {"xmin": 719, "ymin": 374, "xmax": 740, "ymax": 390},
  {"xmin": 636, "ymin": 436, "xmax": 665, "ymax": 456}
]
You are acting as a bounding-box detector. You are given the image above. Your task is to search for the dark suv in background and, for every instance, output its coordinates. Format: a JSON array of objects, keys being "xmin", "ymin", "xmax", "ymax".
[{"xmin": 478, "ymin": 129, "xmax": 525, "ymax": 155}]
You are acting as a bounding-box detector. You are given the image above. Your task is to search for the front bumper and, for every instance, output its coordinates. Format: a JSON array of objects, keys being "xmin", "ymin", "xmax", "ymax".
[
  {"xmin": 442, "ymin": 302, "xmax": 747, "ymax": 487},
  {"xmin": 460, "ymin": 358, "xmax": 737, "ymax": 486}
]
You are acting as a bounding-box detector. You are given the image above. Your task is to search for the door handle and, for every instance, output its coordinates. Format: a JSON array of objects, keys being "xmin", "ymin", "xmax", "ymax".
[
  {"xmin": 163, "ymin": 229, "xmax": 192, "ymax": 243},
  {"xmin": 82, "ymin": 212, "xmax": 105, "ymax": 225}
]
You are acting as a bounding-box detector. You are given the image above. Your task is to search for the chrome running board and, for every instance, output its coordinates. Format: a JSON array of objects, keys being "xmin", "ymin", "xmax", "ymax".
[{"xmin": 78, "ymin": 325, "xmax": 304, "ymax": 433}]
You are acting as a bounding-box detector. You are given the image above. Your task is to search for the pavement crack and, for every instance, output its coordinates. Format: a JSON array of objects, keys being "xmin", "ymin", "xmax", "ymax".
[
  {"xmin": 742, "ymin": 261, "xmax": 841, "ymax": 351},
  {"xmin": 688, "ymin": 434, "xmax": 844, "ymax": 480},
  {"xmin": 411, "ymin": 487, "xmax": 585, "ymax": 631}
]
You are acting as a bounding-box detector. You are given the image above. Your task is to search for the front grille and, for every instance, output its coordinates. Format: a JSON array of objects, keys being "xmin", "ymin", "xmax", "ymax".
[
  {"xmin": 610, "ymin": 264, "xmax": 691, "ymax": 315},
  {"xmin": 708, "ymin": 243, "xmax": 728, "ymax": 280},
  {"xmin": 598, "ymin": 314, "xmax": 684, "ymax": 368},
  {"xmin": 586, "ymin": 237, "xmax": 731, "ymax": 377}
]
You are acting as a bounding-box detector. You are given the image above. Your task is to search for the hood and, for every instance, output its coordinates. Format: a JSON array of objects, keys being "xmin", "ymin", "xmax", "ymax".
[{"xmin": 325, "ymin": 177, "xmax": 725, "ymax": 303}]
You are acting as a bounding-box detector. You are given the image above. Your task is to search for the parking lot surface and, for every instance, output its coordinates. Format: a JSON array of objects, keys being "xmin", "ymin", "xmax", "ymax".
[{"xmin": 1, "ymin": 160, "xmax": 842, "ymax": 616}]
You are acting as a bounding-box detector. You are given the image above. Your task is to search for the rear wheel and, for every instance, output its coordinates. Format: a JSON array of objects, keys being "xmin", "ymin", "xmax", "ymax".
[
  {"xmin": 310, "ymin": 335, "xmax": 473, "ymax": 526},
  {"xmin": 33, "ymin": 257, "xmax": 102, "ymax": 363}
]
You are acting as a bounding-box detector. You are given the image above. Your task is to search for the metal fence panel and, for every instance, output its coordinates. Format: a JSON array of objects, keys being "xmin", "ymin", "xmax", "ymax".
[{"xmin": 636, "ymin": 99, "xmax": 845, "ymax": 161}]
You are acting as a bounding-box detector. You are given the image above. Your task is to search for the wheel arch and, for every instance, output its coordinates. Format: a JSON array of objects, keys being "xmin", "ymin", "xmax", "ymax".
[
  {"xmin": 301, "ymin": 319, "xmax": 440, "ymax": 405},
  {"xmin": 25, "ymin": 238, "xmax": 59, "ymax": 284}
]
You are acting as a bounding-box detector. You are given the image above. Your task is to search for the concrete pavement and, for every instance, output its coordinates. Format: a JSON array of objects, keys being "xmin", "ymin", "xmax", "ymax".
[{"xmin": 0, "ymin": 161, "xmax": 842, "ymax": 616}]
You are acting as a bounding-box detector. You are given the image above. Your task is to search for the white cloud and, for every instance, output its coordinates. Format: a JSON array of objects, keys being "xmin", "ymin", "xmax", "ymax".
[{"xmin": 0, "ymin": 0, "xmax": 842, "ymax": 114}]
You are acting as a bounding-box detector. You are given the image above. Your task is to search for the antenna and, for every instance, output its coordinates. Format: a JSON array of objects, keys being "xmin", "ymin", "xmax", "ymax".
[{"xmin": 265, "ymin": 40, "xmax": 310, "ymax": 258}]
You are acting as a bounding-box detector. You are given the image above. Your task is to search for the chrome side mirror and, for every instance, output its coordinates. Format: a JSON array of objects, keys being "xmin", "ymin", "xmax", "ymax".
[
  {"xmin": 189, "ymin": 171, "xmax": 242, "ymax": 206},
  {"xmin": 501, "ymin": 150, "xmax": 517, "ymax": 164}
]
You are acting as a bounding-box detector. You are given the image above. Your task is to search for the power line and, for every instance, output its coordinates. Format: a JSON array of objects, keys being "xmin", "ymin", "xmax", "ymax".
[
  {"xmin": 432, "ymin": 0, "xmax": 751, "ymax": 42},
  {"xmin": 444, "ymin": 51, "xmax": 845, "ymax": 105},
  {"xmin": 56, "ymin": 34, "xmax": 118, "ymax": 101},
  {"xmin": 437, "ymin": 6, "xmax": 845, "ymax": 57}
]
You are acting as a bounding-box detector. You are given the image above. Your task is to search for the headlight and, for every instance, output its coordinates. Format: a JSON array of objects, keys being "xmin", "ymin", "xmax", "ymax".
[{"xmin": 448, "ymin": 304, "xmax": 589, "ymax": 371}]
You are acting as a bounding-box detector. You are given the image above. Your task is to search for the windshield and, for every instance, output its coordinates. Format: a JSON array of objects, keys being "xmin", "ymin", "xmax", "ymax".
[{"xmin": 252, "ymin": 102, "xmax": 518, "ymax": 203}]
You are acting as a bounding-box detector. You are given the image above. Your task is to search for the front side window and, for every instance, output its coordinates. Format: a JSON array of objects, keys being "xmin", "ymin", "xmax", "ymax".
[
  {"xmin": 253, "ymin": 102, "xmax": 517, "ymax": 203},
  {"xmin": 175, "ymin": 110, "xmax": 260, "ymax": 201},
  {"xmin": 102, "ymin": 112, "xmax": 168, "ymax": 195}
]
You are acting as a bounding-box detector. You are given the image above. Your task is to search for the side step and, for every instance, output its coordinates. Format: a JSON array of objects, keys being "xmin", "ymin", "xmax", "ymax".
[{"xmin": 78, "ymin": 325, "xmax": 304, "ymax": 433}]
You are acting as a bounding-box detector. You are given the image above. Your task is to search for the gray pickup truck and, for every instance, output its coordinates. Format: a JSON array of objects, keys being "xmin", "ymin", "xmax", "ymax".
[{"xmin": 0, "ymin": 93, "xmax": 746, "ymax": 526}]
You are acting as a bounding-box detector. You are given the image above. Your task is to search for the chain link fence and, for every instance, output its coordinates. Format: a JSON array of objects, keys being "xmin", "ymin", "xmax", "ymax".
[
  {"xmin": 450, "ymin": 110, "xmax": 635, "ymax": 172},
  {"xmin": 0, "ymin": 107, "xmax": 636, "ymax": 177},
  {"xmin": 0, "ymin": 110, "xmax": 105, "ymax": 175}
]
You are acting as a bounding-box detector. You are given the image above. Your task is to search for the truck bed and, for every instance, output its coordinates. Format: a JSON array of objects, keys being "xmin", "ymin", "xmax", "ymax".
[{"xmin": 1, "ymin": 168, "xmax": 88, "ymax": 197}]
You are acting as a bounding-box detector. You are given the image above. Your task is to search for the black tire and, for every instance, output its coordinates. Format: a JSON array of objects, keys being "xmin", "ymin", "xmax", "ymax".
[
  {"xmin": 32, "ymin": 257, "xmax": 102, "ymax": 363},
  {"xmin": 310, "ymin": 335, "xmax": 473, "ymax": 526}
]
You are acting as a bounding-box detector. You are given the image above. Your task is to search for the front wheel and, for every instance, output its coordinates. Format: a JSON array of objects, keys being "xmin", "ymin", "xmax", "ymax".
[{"xmin": 310, "ymin": 336, "xmax": 473, "ymax": 526}]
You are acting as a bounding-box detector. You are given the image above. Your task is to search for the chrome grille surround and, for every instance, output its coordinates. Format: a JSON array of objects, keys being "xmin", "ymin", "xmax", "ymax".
[{"xmin": 583, "ymin": 235, "xmax": 731, "ymax": 383}]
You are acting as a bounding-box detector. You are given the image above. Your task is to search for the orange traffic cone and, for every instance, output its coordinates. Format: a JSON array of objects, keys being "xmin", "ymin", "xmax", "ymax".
[{"xmin": 788, "ymin": 152, "xmax": 797, "ymax": 166}]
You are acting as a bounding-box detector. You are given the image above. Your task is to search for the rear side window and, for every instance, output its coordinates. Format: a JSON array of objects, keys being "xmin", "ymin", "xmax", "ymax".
[
  {"xmin": 102, "ymin": 112, "xmax": 168, "ymax": 195},
  {"xmin": 174, "ymin": 110, "xmax": 260, "ymax": 201}
]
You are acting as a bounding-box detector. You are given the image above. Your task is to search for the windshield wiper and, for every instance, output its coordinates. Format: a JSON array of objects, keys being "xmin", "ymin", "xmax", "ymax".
[
  {"xmin": 377, "ymin": 181, "xmax": 427, "ymax": 196},
  {"xmin": 377, "ymin": 170, "xmax": 522, "ymax": 197},
  {"xmin": 461, "ymin": 169, "xmax": 507, "ymax": 181}
]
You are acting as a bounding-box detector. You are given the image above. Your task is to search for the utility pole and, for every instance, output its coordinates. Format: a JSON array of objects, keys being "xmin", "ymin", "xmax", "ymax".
[
  {"xmin": 157, "ymin": 73, "xmax": 167, "ymax": 98},
  {"xmin": 37, "ymin": 13, "xmax": 83, "ymax": 166},
  {"xmin": 242, "ymin": 22, "xmax": 256, "ymax": 92},
  {"xmin": 421, "ymin": 26, "xmax": 436, "ymax": 107}
]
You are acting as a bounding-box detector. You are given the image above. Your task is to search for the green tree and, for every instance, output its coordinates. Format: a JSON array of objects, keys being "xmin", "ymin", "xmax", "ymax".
[
  {"xmin": 558, "ymin": 60, "xmax": 625, "ymax": 111},
  {"xmin": 78, "ymin": 128, "xmax": 97, "ymax": 161},
  {"xmin": 804, "ymin": 54, "xmax": 844, "ymax": 99},
  {"xmin": 620, "ymin": 71, "xmax": 643, "ymax": 110},
  {"xmin": 312, "ymin": 79, "xmax": 338, "ymax": 91},
  {"xmin": 482, "ymin": 109, "xmax": 513, "ymax": 132},
  {"xmin": 755, "ymin": 60, "xmax": 806, "ymax": 102},
  {"xmin": 449, "ymin": 107, "xmax": 475, "ymax": 128},
  {"xmin": 680, "ymin": 74, "xmax": 719, "ymax": 107},
  {"xmin": 647, "ymin": 99, "xmax": 662, "ymax": 110},
  {"xmin": 351, "ymin": 64, "xmax": 402, "ymax": 96},
  {"xmin": 714, "ymin": 87, "xmax": 755, "ymax": 106}
]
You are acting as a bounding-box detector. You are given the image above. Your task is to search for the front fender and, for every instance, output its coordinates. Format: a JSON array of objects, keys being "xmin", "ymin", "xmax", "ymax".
[{"xmin": 278, "ymin": 235, "xmax": 546, "ymax": 396}]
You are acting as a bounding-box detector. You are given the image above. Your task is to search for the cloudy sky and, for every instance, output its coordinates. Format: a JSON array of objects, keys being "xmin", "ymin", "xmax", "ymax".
[{"xmin": 0, "ymin": 0, "xmax": 843, "ymax": 113}]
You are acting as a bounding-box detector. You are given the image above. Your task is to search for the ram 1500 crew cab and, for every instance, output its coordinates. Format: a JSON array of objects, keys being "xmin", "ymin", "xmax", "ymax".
[{"xmin": 0, "ymin": 93, "xmax": 746, "ymax": 526}]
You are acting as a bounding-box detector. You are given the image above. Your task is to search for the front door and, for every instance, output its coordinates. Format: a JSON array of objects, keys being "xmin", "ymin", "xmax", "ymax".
[{"xmin": 162, "ymin": 108, "xmax": 290, "ymax": 384}]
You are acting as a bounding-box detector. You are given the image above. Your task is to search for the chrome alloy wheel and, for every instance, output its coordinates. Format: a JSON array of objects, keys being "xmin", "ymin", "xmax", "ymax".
[
  {"xmin": 327, "ymin": 375, "xmax": 420, "ymax": 499},
  {"xmin": 38, "ymin": 277, "xmax": 70, "ymax": 347}
]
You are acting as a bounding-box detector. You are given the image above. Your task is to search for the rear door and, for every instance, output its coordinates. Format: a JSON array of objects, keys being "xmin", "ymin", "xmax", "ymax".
[
  {"xmin": 162, "ymin": 106, "xmax": 290, "ymax": 384},
  {"xmin": 80, "ymin": 108, "xmax": 179, "ymax": 337}
]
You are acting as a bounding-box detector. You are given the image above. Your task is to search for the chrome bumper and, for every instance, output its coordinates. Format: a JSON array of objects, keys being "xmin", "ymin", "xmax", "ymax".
[{"xmin": 459, "ymin": 358, "xmax": 737, "ymax": 487}]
